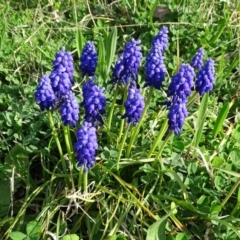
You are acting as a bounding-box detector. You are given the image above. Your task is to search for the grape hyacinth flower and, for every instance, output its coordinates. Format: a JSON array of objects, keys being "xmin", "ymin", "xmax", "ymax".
[
  {"xmin": 112, "ymin": 39, "xmax": 142, "ymax": 85},
  {"xmin": 74, "ymin": 121, "xmax": 98, "ymax": 172},
  {"xmin": 34, "ymin": 75, "xmax": 56, "ymax": 111},
  {"xmin": 144, "ymin": 43, "xmax": 167, "ymax": 89},
  {"xmin": 82, "ymin": 77, "xmax": 106, "ymax": 125},
  {"xmin": 80, "ymin": 41, "xmax": 98, "ymax": 77},
  {"xmin": 168, "ymin": 64, "xmax": 195, "ymax": 102},
  {"xmin": 50, "ymin": 48, "xmax": 74, "ymax": 98},
  {"xmin": 122, "ymin": 84, "xmax": 145, "ymax": 125},
  {"xmin": 196, "ymin": 58, "xmax": 215, "ymax": 96},
  {"xmin": 60, "ymin": 91, "xmax": 79, "ymax": 127},
  {"xmin": 191, "ymin": 48, "xmax": 204, "ymax": 70},
  {"xmin": 168, "ymin": 101, "xmax": 188, "ymax": 135},
  {"xmin": 152, "ymin": 26, "xmax": 169, "ymax": 54}
]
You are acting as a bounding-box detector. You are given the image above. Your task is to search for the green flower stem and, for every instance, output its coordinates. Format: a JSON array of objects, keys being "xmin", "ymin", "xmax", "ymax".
[
  {"xmin": 116, "ymin": 124, "xmax": 130, "ymax": 173},
  {"xmin": 117, "ymin": 84, "xmax": 128, "ymax": 145},
  {"xmin": 153, "ymin": 131, "xmax": 172, "ymax": 169},
  {"xmin": 221, "ymin": 177, "xmax": 240, "ymax": 208},
  {"xmin": 147, "ymin": 116, "xmax": 168, "ymax": 158},
  {"xmin": 78, "ymin": 166, "xmax": 84, "ymax": 190},
  {"xmin": 107, "ymin": 86, "xmax": 118, "ymax": 131},
  {"xmin": 83, "ymin": 171, "xmax": 88, "ymax": 193},
  {"xmin": 126, "ymin": 86, "xmax": 153, "ymax": 158},
  {"xmin": 67, "ymin": 126, "xmax": 74, "ymax": 156},
  {"xmin": 47, "ymin": 111, "xmax": 71, "ymax": 188},
  {"xmin": 63, "ymin": 125, "xmax": 74, "ymax": 169}
]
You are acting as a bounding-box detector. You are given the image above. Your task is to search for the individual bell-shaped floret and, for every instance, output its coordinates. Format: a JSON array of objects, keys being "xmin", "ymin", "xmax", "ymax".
[
  {"xmin": 60, "ymin": 91, "xmax": 79, "ymax": 127},
  {"xmin": 82, "ymin": 77, "xmax": 106, "ymax": 125},
  {"xmin": 196, "ymin": 58, "xmax": 215, "ymax": 96},
  {"xmin": 122, "ymin": 83, "xmax": 145, "ymax": 125},
  {"xmin": 34, "ymin": 75, "xmax": 56, "ymax": 111},
  {"xmin": 74, "ymin": 121, "xmax": 98, "ymax": 172},
  {"xmin": 80, "ymin": 41, "xmax": 98, "ymax": 77},
  {"xmin": 191, "ymin": 48, "xmax": 204, "ymax": 70},
  {"xmin": 112, "ymin": 39, "xmax": 142, "ymax": 85}
]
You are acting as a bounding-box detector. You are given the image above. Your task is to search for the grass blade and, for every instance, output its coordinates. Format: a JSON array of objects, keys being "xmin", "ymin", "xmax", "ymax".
[
  {"xmin": 212, "ymin": 102, "xmax": 230, "ymax": 138},
  {"xmin": 192, "ymin": 93, "xmax": 209, "ymax": 147}
]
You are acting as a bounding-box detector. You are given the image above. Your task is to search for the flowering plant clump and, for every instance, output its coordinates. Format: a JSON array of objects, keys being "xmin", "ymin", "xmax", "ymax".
[
  {"xmin": 151, "ymin": 26, "xmax": 169, "ymax": 53},
  {"xmin": 49, "ymin": 48, "xmax": 74, "ymax": 98},
  {"xmin": 112, "ymin": 39, "xmax": 142, "ymax": 85},
  {"xmin": 74, "ymin": 121, "xmax": 98, "ymax": 172},
  {"xmin": 144, "ymin": 43, "xmax": 167, "ymax": 90},
  {"xmin": 122, "ymin": 84, "xmax": 145, "ymax": 125},
  {"xmin": 82, "ymin": 77, "xmax": 106, "ymax": 125},
  {"xmin": 79, "ymin": 41, "xmax": 98, "ymax": 77},
  {"xmin": 60, "ymin": 91, "xmax": 79, "ymax": 127},
  {"xmin": 34, "ymin": 75, "xmax": 56, "ymax": 111},
  {"xmin": 191, "ymin": 48, "xmax": 204, "ymax": 70},
  {"xmin": 196, "ymin": 58, "xmax": 215, "ymax": 96}
]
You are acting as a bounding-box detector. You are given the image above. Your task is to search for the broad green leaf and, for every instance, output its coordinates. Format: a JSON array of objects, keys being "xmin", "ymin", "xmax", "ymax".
[
  {"xmin": 9, "ymin": 231, "xmax": 26, "ymax": 240},
  {"xmin": 192, "ymin": 93, "xmax": 208, "ymax": 147},
  {"xmin": 62, "ymin": 234, "xmax": 79, "ymax": 240},
  {"xmin": 146, "ymin": 218, "xmax": 166, "ymax": 240},
  {"xmin": 5, "ymin": 144, "xmax": 29, "ymax": 179},
  {"xmin": 213, "ymin": 102, "xmax": 230, "ymax": 138},
  {"xmin": 26, "ymin": 221, "xmax": 41, "ymax": 235}
]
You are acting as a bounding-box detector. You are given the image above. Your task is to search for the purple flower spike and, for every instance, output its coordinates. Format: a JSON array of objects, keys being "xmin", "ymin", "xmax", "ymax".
[
  {"xmin": 196, "ymin": 58, "xmax": 215, "ymax": 96},
  {"xmin": 50, "ymin": 48, "xmax": 74, "ymax": 98},
  {"xmin": 191, "ymin": 48, "xmax": 204, "ymax": 70},
  {"xmin": 82, "ymin": 77, "xmax": 106, "ymax": 125},
  {"xmin": 168, "ymin": 64, "xmax": 195, "ymax": 102},
  {"xmin": 112, "ymin": 39, "xmax": 142, "ymax": 85},
  {"xmin": 34, "ymin": 75, "xmax": 56, "ymax": 111},
  {"xmin": 122, "ymin": 85, "xmax": 145, "ymax": 125},
  {"xmin": 168, "ymin": 101, "xmax": 188, "ymax": 135},
  {"xmin": 145, "ymin": 43, "xmax": 167, "ymax": 89},
  {"xmin": 80, "ymin": 41, "xmax": 98, "ymax": 77},
  {"xmin": 152, "ymin": 26, "xmax": 169, "ymax": 53},
  {"xmin": 74, "ymin": 121, "xmax": 98, "ymax": 172},
  {"xmin": 60, "ymin": 91, "xmax": 79, "ymax": 127}
]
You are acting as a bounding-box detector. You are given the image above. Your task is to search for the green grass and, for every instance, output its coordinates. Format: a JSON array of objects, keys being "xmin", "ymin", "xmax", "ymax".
[{"xmin": 0, "ymin": 0, "xmax": 240, "ymax": 239}]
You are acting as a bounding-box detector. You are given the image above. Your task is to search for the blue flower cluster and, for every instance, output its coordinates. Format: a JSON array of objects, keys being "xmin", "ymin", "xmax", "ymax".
[
  {"xmin": 112, "ymin": 39, "xmax": 142, "ymax": 85},
  {"xmin": 196, "ymin": 58, "xmax": 215, "ymax": 96},
  {"xmin": 82, "ymin": 77, "xmax": 106, "ymax": 125},
  {"xmin": 152, "ymin": 26, "xmax": 169, "ymax": 53},
  {"xmin": 145, "ymin": 40, "xmax": 167, "ymax": 90},
  {"xmin": 191, "ymin": 48, "xmax": 204, "ymax": 70},
  {"xmin": 168, "ymin": 64, "xmax": 195, "ymax": 102},
  {"xmin": 34, "ymin": 75, "xmax": 56, "ymax": 111},
  {"xmin": 60, "ymin": 91, "xmax": 79, "ymax": 127},
  {"xmin": 168, "ymin": 101, "xmax": 188, "ymax": 135},
  {"xmin": 80, "ymin": 41, "xmax": 98, "ymax": 77},
  {"xmin": 50, "ymin": 48, "xmax": 74, "ymax": 98},
  {"xmin": 74, "ymin": 121, "xmax": 98, "ymax": 172},
  {"xmin": 167, "ymin": 64, "xmax": 195, "ymax": 135},
  {"xmin": 122, "ymin": 84, "xmax": 145, "ymax": 125}
]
